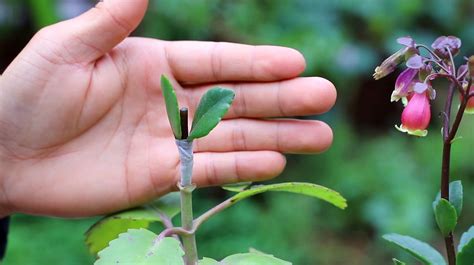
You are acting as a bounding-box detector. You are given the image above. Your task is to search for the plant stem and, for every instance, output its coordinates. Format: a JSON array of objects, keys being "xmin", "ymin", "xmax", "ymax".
[
  {"xmin": 180, "ymin": 185, "xmax": 198, "ymax": 265},
  {"xmin": 177, "ymin": 108, "xmax": 198, "ymax": 265},
  {"xmin": 439, "ymin": 78, "xmax": 472, "ymax": 265}
]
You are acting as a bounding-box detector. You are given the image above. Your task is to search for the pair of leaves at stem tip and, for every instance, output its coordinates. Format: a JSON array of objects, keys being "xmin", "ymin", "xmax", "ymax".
[{"xmin": 161, "ymin": 75, "xmax": 235, "ymax": 140}]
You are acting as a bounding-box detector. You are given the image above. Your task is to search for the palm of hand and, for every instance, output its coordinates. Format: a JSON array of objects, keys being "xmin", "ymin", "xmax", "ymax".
[{"xmin": 0, "ymin": 1, "xmax": 335, "ymax": 217}]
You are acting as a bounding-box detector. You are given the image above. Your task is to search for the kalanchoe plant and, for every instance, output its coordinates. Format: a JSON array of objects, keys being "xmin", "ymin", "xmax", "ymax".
[
  {"xmin": 374, "ymin": 36, "xmax": 474, "ymax": 265},
  {"xmin": 84, "ymin": 75, "xmax": 347, "ymax": 265}
]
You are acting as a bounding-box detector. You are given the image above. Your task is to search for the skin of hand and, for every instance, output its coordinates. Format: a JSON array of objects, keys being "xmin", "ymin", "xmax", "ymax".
[{"xmin": 0, "ymin": 0, "xmax": 336, "ymax": 217}]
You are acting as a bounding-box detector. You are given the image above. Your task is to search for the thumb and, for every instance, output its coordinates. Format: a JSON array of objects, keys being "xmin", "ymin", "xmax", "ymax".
[{"xmin": 37, "ymin": 0, "xmax": 148, "ymax": 63}]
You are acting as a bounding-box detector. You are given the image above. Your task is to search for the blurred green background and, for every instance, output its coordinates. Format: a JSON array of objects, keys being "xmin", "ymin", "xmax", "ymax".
[{"xmin": 1, "ymin": 0, "xmax": 473, "ymax": 264}]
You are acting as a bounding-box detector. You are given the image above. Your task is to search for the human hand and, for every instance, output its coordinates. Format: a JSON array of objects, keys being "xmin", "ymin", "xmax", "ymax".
[{"xmin": 0, "ymin": 0, "xmax": 336, "ymax": 217}]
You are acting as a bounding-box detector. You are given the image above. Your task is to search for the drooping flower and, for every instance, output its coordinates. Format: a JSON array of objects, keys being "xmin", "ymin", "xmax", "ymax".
[
  {"xmin": 466, "ymin": 96, "xmax": 474, "ymax": 114},
  {"xmin": 396, "ymin": 87, "xmax": 431, "ymax": 137},
  {"xmin": 431, "ymin": 36, "xmax": 461, "ymax": 59},
  {"xmin": 461, "ymin": 85, "xmax": 474, "ymax": 114},
  {"xmin": 373, "ymin": 36, "xmax": 418, "ymax": 80},
  {"xmin": 392, "ymin": 68, "xmax": 418, "ymax": 102}
]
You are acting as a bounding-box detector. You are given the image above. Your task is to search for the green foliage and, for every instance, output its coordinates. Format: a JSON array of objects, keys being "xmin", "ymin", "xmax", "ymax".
[
  {"xmin": 27, "ymin": 0, "xmax": 58, "ymax": 28},
  {"xmin": 230, "ymin": 182, "xmax": 347, "ymax": 210},
  {"xmin": 434, "ymin": 181, "xmax": 463, "ymax": 217},
  {"xmin": 85, "ymin": 193, "xmax": 180, "ymax": 256},
  {"xmin": 189, "ymin": 88, "xmax": 235, "ymax": 140},
  {"xmin": 221, "ymin": 253, "xmax": 292, "ymax": 265},
  {"xmin": 161, "ymin": 75, "xmax": 182, "ymax": 139},
  {"xmin": 383, "ymin": 234, "xmax": 446, "ymax": 265},
  {"xmin": 221, "ymin": 182, "xmax": 253, "ymax": 192},
  {"xmin": 95, "ymin": 229, "xmax": 184, "ymax": 265},
  {"xmin": 432, "ymin": 199, "xmax": 458, "ymax": 236},
  {"xmin": 457, "ymin": 226, "xmax": 474, "ymax": 265}
]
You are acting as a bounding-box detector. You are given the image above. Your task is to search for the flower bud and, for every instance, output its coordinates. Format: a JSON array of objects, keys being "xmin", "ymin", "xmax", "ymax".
[
  {"xmin": 431, "ymin": 36, "xmax": 461, "ymax": 59},
  {"xmin": 373, "ymin": 48, "xmax": 408, "ymax": 80},
  {"xmin": 396, "ymin": 91, "xmax": 431, "ymax": 137}
]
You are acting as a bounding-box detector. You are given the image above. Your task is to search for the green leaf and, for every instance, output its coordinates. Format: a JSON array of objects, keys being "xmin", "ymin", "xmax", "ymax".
[
  {"xmin": 221, "ymin": 253, "xmax": 292, "ymax": 265},
  {"xmin": 393, "ymin": 258, "xmax": 407, "ymax": 265},
  {"xmin": 433, "ymin": 199, "xmax": 458, "ymax": 236},
  {"xmin": 457, "ymin": 226, "xmax": 474, "ymax": 265},
  {"xmin": 434, "ymin": 181, "xmax": 463, "ymax": 217},
  {"xmin": 95, "ymin": 229, "xmax": 184, "ymax": 265},
  {"xmin": 199, "ymin": 257, "xmax": 220, "ymax": 265},
  {"xmin": 222, "ymin": 182, "xmax": 253, "ymax": 192},
  {"xmin": 383, "ymin": 234, "xmax": 446, "ymax": 265},
  {"xmin": 161, "ymin": 75, "xmax": 182, "ymax": 139},
  {"xmin": 189, "ymin": 88, "xmax": 235, "ymax": 140},
  {"xmin": 230, "ymin": 182, "xmax": 347, "ymax": 209},
  {"xmin": 85, "ymin": 193, "xmax": 180, "ymax": 256}
]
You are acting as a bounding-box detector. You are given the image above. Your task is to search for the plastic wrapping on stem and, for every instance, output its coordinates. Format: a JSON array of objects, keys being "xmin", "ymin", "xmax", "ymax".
[{"xmin": 176, "ymin": 139, "xmax": 194, "ymax": 187}]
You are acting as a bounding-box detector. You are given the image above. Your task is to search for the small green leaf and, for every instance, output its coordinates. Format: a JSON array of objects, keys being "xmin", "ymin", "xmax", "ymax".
[
  {"xmin": 393, "ymin": 258, "xmax": 407, "ymax": 265},
  {"xmin": 433, "ymin": 181, "xmax": 463, "ymax": 217},
  {"xmin": 457, "ymin": 226, "xmax": 474, "ymax": 265},
  {"xmin": 199, "ymin": 257, "xmax": 220, "ymax": 265},
  {"xmin": 383, "ymin": 234, "xmax": 446, "ymax": 265},
  {"xmin": 222, "ymin": 182, "xmax": 253, "ymax": 192},
  {"xmin": 433, "ymin": 199, "xmax": 458, "ymax": 236},
  {"xmin": 161, "ymin": 75, "xmax": 182, "ymax": 139},
  {"xmin": 230, "ymin": 182, "xmax": 347, "ymax": 209},
  {"xmin": 189, "ymin": 88, "xmax": 235, "ymax": 140},
  {"xmin": 85, "ymin": 193, "xmax": 180, "ymax": 255},
  {"xmin": 95, "ymin": 229, "xmax": 184, "ymax": 265},
  {"xmin": 221, "ymin": 253, "xmax": 292, "ymax": 265}
]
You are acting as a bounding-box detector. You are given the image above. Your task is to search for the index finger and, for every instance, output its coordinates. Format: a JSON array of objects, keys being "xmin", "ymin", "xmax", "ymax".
[{"xmin": 164, "ymin": 41, "xmax": 306, "ymax": 84}]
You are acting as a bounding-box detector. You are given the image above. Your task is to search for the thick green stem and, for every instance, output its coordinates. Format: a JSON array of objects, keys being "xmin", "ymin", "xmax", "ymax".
[
  {"xmin": 180, "ymin": 185, "xmax": 198, "ymax": 265},
  {"xmin": 176, "ymin": 108, "xmax": 198, "ymax": 265}
]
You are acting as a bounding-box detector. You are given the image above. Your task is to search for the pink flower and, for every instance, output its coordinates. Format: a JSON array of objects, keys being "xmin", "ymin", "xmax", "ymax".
[
  {"xmin": 466, "ymin": 96, "xmax": 474, "ymax": 114},
  {"xmin": 461, "ymin": 86, "xmax": 474, "ymax": 114},
  {"xmin": 396, "ymin": 90, "xmax": 431, "ymax": 137},
  {"xmin": 392, "ymin": 68, "xmax": 418, "ymax": 103}
]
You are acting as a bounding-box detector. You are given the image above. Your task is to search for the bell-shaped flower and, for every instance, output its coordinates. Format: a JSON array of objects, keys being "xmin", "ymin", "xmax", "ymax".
[
  {"xmin": 396, "ymin": 86, "xmax": 431, "ymax": 137},
  {"xmin": 466, "ymin": 96, "xmax": 474, "ymax": 114},
  {"xmin": 461, "ymin": 85, "xmax": 474, "ymax": 114},
  {"xmin": 392, "ymin": 68, "xmax": 418, "ymax": 102}
]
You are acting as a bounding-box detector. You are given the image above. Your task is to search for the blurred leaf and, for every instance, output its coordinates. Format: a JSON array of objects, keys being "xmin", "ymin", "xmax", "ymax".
[
  {"xmin": 434, "ymin": 181, "xmax": 463, "ymax": 217},
  {"xmin": 199, "ymin": 257, "xmax": 220, "ymax": 265},
  {"xmin": 161, "ymin": 75, "xmax": 182, "ymax": 139},
  {"xmin": 393, "ymin": 258, "xmax": 406, "ymax": 265},
  {"xmin": 433, "ymin": 199, "xmax": 457, "ymax": 236},
  {"xmin": 222, "ymin": 182, "xmax": 252, "ymax": 192},
  {"xmin": 95, "ymin": 229, "xmax": 184, "ymax": 265},
  {"xmin": 457, "ymin": 226, "xmax": 474, "ymax": 265},
  {"xmin": 221, "ymin": 253, "xmax": 291, "ymax": 265},
  {"xmin": 383, "ymin": 234, "xmax": 446, "ymax": 265},
  {"xmin": 189, "ymin": 88, "xmax": 235, "ymax": 140},
  {"xmin": 85, "ymin": 193, "xmax": 180, "ymax": 255},
  {"xmin": 231, "ymin": 182, "xmax": 347, "ymax": 209}
]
